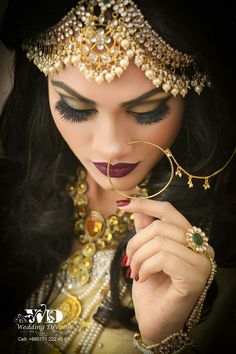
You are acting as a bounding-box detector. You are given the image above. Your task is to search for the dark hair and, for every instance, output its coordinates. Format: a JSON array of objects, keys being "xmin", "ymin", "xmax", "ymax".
[{"xmin": 0, "ymin": 0, "xmax": 235, "ymax": 333}]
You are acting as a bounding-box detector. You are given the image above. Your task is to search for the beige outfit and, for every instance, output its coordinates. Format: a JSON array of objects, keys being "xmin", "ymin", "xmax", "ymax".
[{"xmin": 12, "ymin": 251, "xmax": 236, "ymax": 354}]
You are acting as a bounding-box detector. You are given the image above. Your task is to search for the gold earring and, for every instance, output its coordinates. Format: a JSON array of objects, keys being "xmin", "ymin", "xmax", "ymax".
[{"xmin": 106, "ymin": 140, "xmax": 235, "ymax": 199}]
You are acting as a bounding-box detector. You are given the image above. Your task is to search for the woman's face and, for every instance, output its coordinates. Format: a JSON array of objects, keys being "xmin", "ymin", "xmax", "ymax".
[{"xmin": 48, "ymin": 62, "xmax": 184, "ymax": 194}]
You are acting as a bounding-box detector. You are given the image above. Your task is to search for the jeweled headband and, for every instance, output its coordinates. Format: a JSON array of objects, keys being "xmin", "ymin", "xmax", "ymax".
[{"xmin": 22, "ymin": 0, "xmax": 211, "ymax": 97}]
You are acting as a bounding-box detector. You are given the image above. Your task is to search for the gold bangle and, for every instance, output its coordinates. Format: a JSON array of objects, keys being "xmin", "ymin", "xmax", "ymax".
[{"xmin": 133, "ymin": 331, "xmax": 193, "ymax": 354}]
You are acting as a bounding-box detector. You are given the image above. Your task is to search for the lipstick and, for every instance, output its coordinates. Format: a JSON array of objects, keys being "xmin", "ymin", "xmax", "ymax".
[{"xmin": 93, "ymin": 162, "xmax": 140, "ymax": 178}]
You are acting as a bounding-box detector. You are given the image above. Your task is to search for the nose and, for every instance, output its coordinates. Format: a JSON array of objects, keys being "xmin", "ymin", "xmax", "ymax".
[{"xmin": 91, "ymin": 113, "xmax": 131, "ymax": 163}]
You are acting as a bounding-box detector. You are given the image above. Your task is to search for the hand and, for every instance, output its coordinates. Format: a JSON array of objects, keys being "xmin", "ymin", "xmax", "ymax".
[{"xmin": 117, "ymin": 199, "xmax": 215, "ymax": 344}]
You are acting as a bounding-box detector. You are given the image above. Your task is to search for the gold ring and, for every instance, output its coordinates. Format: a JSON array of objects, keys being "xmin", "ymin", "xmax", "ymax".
[
  {"xmin": 185, "ymin": 226, "xmax": 209, "ymax": 254},
  {"xmin": 106, "ymin": 140, "xmax": 174, "ymax": 199}
]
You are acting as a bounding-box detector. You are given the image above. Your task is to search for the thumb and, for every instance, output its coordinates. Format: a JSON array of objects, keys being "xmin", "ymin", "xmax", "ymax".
[{"xmin": 133, "ymin": 212, "xmax": 155, "ymax": 233}]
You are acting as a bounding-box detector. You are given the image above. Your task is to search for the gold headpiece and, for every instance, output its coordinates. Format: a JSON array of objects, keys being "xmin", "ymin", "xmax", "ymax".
[{"xmin": 22, "ymin": 0, "xmax": 211, "ymax": 97}]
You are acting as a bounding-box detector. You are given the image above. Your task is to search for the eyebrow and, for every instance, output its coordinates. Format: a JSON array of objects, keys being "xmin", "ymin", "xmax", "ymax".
[
  {"xmin": 51, "ymin": 80, "xmax": 163, "ymax": 107},
  {"xmin": 51, "ymin": 80, "xmax": 96, "ymax": 104},
  {"xmin": 121, "ymin": 87, "xmax": 163, "ymax": 108}
]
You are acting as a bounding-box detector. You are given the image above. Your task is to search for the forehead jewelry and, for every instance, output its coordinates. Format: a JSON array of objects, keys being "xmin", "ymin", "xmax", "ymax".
[
  {"xmin": 22, "ymin": 0, "xmax": 211, "ymax": 97},
  {"xmin": 106, "ymin": 141, "xmax": 236, "ymax": 199}
]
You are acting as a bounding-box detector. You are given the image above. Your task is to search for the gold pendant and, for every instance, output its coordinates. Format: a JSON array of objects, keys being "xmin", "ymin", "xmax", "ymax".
[
  {"xmin": 85, "ymin": 211, "xmax": 105, "ymax": 240},
  {"xmin": 82, "ymin": 242, "xmax": 96, "ymax": 257},
  {"xmin": 56, "ymin": 295, "xmax": 82, "ymax": 328},
  {"xmin": 76, "ymin": 268, "xmax": 90, "ymax": 285}
]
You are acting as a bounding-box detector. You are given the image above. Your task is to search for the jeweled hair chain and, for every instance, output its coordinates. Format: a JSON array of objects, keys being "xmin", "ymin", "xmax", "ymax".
[{"xmin": 22, "ymin": 0, "xmax": 211, "ymax": 97}]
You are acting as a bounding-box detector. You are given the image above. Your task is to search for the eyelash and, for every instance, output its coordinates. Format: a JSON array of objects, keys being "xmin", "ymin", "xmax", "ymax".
[
  {"xmin": 54, "ymin": 97, "xmax": 170, "ymax": 125},
  {"xmin": 54, "ymin": 99, "xmax": 97, "ymax": 123},
  {"xmin": 130, "ymin": 99, "xmax": 170, "ymax": 125}
]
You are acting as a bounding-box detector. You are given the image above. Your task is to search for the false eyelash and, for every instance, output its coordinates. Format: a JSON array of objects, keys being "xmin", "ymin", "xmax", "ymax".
[
  {"xmin": 131, "ymin": 99, "xmax": 170, "ymax": 125},
  {"xmin": 55, "ymin": 96, "xmax": 171, "ymax": 125},
  {"xmin": 55, "ymin": 98, "xmax": 97, "ymax": 123}
]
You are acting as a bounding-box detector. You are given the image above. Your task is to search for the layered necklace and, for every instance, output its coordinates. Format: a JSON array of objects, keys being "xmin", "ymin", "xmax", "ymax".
[
  {"xmin": 24, "ymin": 165, "xmax": 150, "ymax": 354},
  {"xmin": 61, "ymin": 164, "xmax": 149, "ymax": 287}
]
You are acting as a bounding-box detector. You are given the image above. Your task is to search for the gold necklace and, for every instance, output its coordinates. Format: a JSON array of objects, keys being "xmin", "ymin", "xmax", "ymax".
[
  {"xmin": 61, "ymin": 165, "xmax": 149, "ymax": 286},
  {"xmin": 35, "ymin": 166, "xmax": 150, "ymax": 354}
]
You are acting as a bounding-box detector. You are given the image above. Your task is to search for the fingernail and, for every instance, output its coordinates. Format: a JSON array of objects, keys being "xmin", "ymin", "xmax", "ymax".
[
  {"xmin": 121, "ymin": 254, "xmax": 128, "ymax": 267},
  {"xmin": 135, "ymin": 274, "xmax": 139, "ymax": 281},
  {"xmin": 126, "ymin": 267, "xmax": 131, "ymax": 278},
  {"xmin": 116, "ymin": 200, "xmax": 130, "ymax": 207}
]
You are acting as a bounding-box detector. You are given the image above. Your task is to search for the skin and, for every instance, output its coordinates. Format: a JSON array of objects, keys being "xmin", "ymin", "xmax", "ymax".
[
  {"xmin": 48, "ymin": 61, "xmax": 183, "ymax": 217},
  {"xmin": 48, "ymin": 62, "xmax": 215, "ymax": 344},
  {"xmin": 118, "ymin": 199, "xmax": 214, "ymax": 343}
]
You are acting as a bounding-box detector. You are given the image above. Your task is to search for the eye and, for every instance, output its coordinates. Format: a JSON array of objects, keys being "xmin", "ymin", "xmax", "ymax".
[
  {"xmin": 129, "ymin": 98, "xmax": 171, "ymax": 125},
  {"xmin": 54, "ymin": 98, "xmax": 97, "ymax": 123}
]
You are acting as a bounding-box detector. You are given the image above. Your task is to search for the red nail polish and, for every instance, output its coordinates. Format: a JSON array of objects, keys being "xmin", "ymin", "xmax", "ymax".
[
  {"xmin": 116, "ymin": 200, "xmax": 130, "ymax": 207},
  {"xmin": 135, "ymin": 274, "xmax": 139, "ymax": 281},
  {"xmin": 121, "ymin": 254, "xmax": 128, "ymax": 267},
  {"xmin": 126, "ymin": 267, "xmax": 131, "ymax": 278}
]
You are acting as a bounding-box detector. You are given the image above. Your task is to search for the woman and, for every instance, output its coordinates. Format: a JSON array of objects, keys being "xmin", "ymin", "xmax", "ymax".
[{"xmin": 0, "ymin": 0, "xmax": 235, "ymax": 353}]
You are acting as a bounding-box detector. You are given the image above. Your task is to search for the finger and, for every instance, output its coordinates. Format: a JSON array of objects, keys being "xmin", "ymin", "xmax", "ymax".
[
  {"xmin": 126, "ymin": 220, "xmax": 215, "ymax": 264},
  {"xmin": 138, "ymin": 251, "xmax": 206, "ymax": 293},
  {"xmin": 133, "ymin": 212, "xmax": 155, "ymax": 233},
  {"xmin": 127, "ymin": 220, "xmax": 186, "ymax": 264},
  {"xmin": 117, "ymin": 199, "xmax": 190, "ymax": 229},
  {"xmin": 129, "ymin": 236, "xmax": 212, "ymax": 279}
]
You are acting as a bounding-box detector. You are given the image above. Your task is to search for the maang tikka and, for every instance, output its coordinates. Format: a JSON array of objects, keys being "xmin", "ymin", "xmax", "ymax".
[{"xmin": 22, "ymin": 0, "xmax": 211, "ymax": 97}]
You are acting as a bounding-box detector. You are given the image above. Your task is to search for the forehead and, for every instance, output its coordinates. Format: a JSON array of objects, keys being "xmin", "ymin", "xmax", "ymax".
[{"xmin": 49, "ymin": 60, "xmax": 156, "ymax": 105}]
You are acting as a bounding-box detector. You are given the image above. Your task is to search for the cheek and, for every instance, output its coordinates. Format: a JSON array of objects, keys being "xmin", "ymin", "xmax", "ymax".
[
  {"xmin": 53, "ymin": 115, "xmax": 91, "ymax": 153},
  {"xmin": 48, "ymin": 96, "xmax": 90, "ymax": 155},
  {"xmin": 48, "ymin": 84, "xmax": 87, "ymax": 152}
]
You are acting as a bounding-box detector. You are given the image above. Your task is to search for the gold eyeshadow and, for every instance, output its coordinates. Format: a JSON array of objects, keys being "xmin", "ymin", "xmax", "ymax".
[
  {"xmin": 62, "ymin": 97, "xmax": 93, "ymax": 110},
  {"xmin": 129, "ymin": 100, "xmax": 163, "ymax": 113},
  {"xmin": 127, "ymin": 94, "xmax": 171, "ymax": 113},
  {"xmin": 57, "ymin": 91, "xmax": 95, "ymax": 110},
  {"xmin": 55, "ymin": 93, "xmax": 170, "ymax": 125},
  {"xmin": 55, "ymin": 87, "xmax": 170, "ymax": 113}
]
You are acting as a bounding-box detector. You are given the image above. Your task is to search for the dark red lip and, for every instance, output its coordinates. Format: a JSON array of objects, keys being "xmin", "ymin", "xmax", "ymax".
[{"xmin": 93, "ymin": 162, "xmax": 140, "ymax": 178}]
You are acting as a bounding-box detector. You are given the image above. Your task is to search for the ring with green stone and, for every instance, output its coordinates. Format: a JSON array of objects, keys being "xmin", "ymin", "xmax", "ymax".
[{"xmin": 185, "ymin": 226, "xmax": 209, "ymax": 254}]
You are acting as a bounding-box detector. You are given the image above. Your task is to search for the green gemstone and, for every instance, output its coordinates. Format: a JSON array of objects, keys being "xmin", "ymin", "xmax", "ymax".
[{"xmin": 193, "ymin": 233, "xmax": 203, "ymax": 246}]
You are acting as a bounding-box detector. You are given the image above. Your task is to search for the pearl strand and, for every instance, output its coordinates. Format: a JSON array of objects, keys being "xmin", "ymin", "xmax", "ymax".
[
  {"xmin": 79, "ymin": 321, "xmax": 104, "ymax": 354},
  {"xmin": 43, "ymin": 270, "xmax": 110, "ymax": 353},
  {"xmin": 77, "ymin": 284, "xmax": 127, "ymax": 354},
  {"xmin": 186, "ymin": 254, "xmax": 217, "ymax": 330},
  {"xmin": 44, "ymin": 251, "xmax": 114, "ymax": 352},
  {"xmin": 60, "ymin": 271, "xmax": 110, "ymax": 351},
  {"xmin": 73, "ymin": 277, "xmax": 110, "ymax": 350},
  {"xmin": 24, "ymin": 249, "xmax": 127, "ymax": 354},
  {"xmin": 37, "ymin": 276, "xmax": 51, "ymax": 304},
  {"xmin": 25, "ymin": 289, "xmax": 36, "ymax": 309},
  {"xmin": 58, "ymin": 250, "xmax": 114, "ymax": 297}
]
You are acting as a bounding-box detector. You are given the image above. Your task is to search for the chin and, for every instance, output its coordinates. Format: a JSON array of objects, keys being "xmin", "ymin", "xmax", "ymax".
[{"xmin": 103, "ymin": 176, "xmax": 140, "ymax": 194}]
